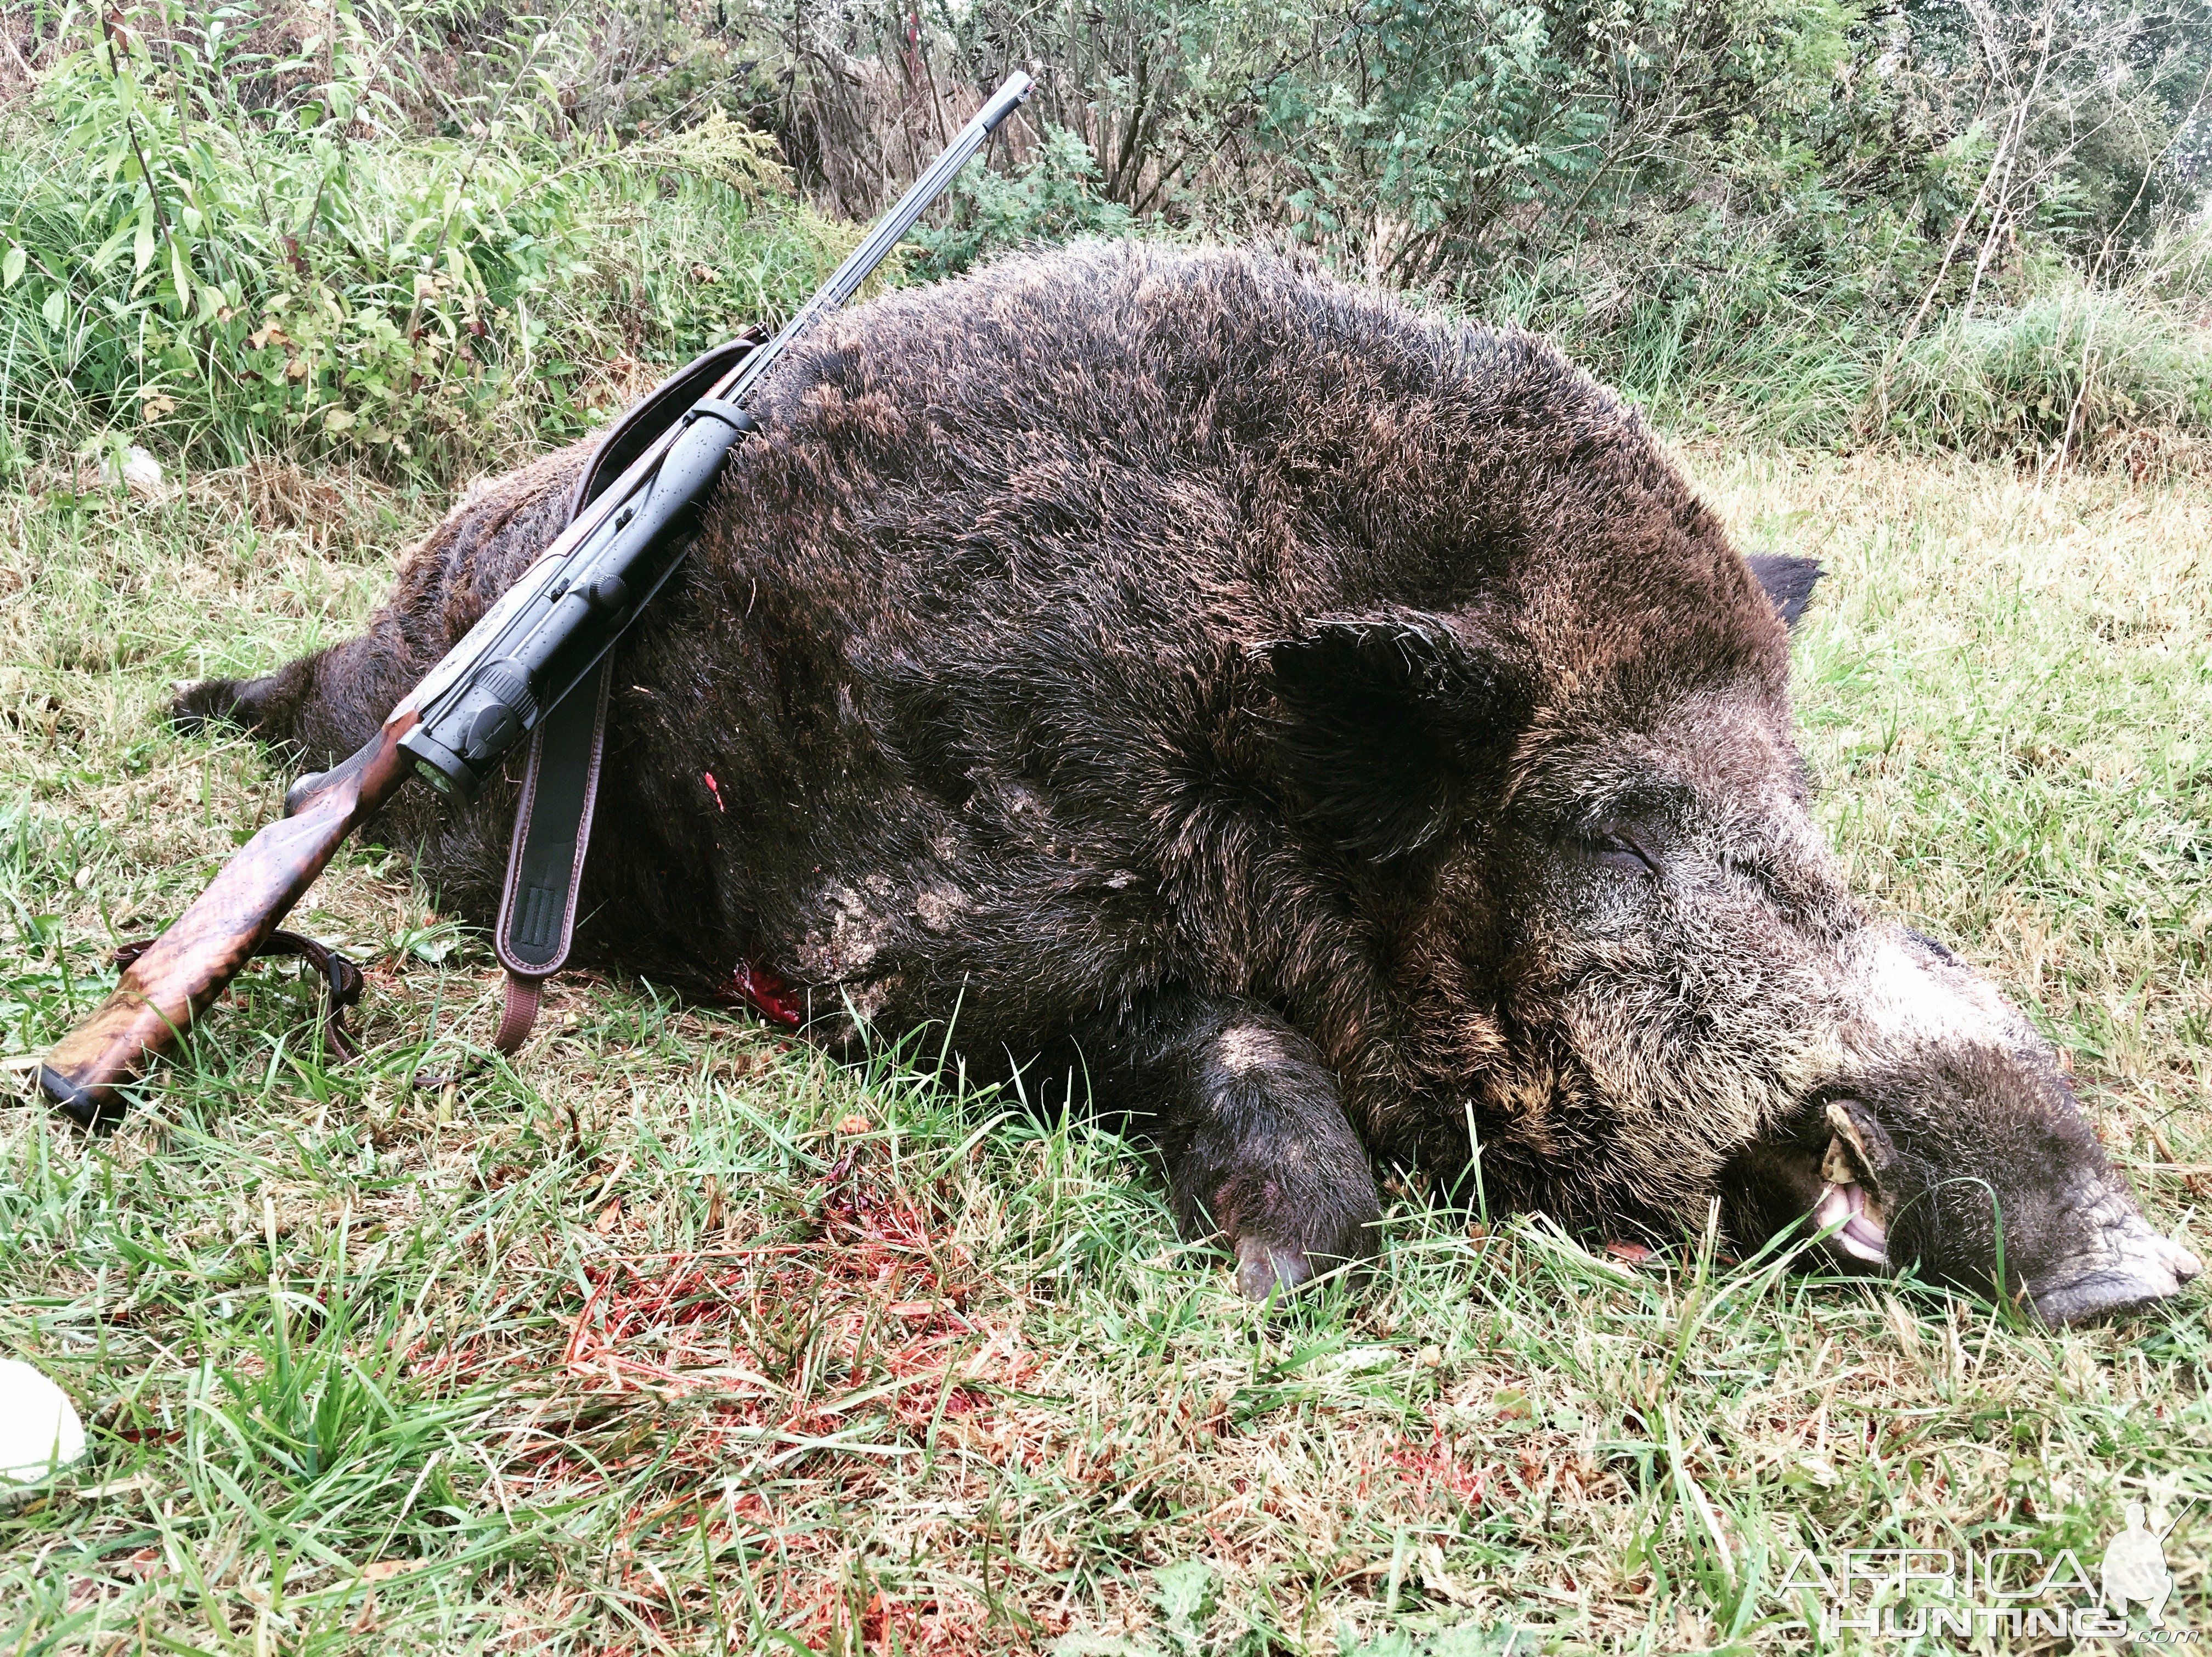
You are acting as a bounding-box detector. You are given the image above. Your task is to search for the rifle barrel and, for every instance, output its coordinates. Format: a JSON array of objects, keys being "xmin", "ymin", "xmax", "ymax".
[{"xmin": 722, "ymin": 70, "xmax": 1032, "ymax": 408}]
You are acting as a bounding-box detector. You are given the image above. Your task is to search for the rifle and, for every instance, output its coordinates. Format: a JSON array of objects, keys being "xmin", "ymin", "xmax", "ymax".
[{"xmin": 38, "ymin": 72, "xmax": 1033, "ymax": 1127}]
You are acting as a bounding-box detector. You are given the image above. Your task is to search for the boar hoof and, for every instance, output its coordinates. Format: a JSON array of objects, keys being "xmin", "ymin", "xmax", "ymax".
[
  {"xmin": 1234, "ymin": 1236, "xmax": 1318, "ymax": 1300},
  {"xmin": 171, "ymin": 677, "xmax": 244, "ymax": 732},
  {"xmin": 171, "ymin": 671, "xmax": 297, "ymax": 742}
]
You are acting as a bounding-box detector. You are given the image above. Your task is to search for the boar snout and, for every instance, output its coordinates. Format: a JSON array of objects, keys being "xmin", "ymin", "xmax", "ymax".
[
  {"xmin": 1723, "ymin": 1019, "xmax": 2199, "ymax": 1322},
  {"xmin": 2024, "ymin": 1192, "xmax": 2202, "ymax": 1325},
  {"xmin": 1800, "ymin": 932, "xmax": 2201, "ymax": 1322}
]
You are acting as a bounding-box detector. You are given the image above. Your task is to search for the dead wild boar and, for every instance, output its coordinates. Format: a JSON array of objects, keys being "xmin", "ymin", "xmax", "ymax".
[{"xmin": 176, "ymin": 242, "xmax": 2199, "ymax": 1321}]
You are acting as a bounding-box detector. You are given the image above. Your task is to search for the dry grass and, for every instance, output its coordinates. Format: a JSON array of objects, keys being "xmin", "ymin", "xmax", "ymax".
[
  {"xmin": 0, "ymin": 446, "xmax": 2207, "ymax": 1654},
  {"xmin": 1695, "ymin": 446, "xmax": 2212, "ymax": 1134}
]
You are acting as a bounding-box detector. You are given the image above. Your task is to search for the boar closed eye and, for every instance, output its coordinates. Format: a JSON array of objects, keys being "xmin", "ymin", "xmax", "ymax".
[{"xmin": 1570, "ymin": 826, "xmax": 1662, "ymax": 878}]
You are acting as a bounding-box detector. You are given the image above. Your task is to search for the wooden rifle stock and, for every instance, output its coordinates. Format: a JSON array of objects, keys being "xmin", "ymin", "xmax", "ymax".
[
  {"xmin": 36, "ymin": 346, "xmax": 738, "ymax": 1130},
  {"xmin": 37, "ymin": 713, "xmax": 419, "ymax": 1127}
]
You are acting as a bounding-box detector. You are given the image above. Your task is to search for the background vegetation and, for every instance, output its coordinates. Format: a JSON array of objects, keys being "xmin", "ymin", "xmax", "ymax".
[{"xmin": 4, "ymin": 0, "xmax": 2212, "ymax": 480}]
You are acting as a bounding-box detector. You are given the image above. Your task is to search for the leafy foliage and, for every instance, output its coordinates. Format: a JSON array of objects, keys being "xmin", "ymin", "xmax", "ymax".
[
  {"xmin": 747, "ymin": 0, "xmax": 2212, "ymax": 461},
  {"xmin": 910, "ymin": 125, "xmax": 1136, "ymax": 279},
  {"xmin": 7, "ymin": 0, "xmax": 2212, "ymax": 471},
  {"xmin": 0, "ymin": 1, "xmax": 866, "ymax": 480}
]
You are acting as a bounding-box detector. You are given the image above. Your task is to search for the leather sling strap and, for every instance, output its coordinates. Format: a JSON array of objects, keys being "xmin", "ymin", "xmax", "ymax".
[
  {"xmin": 489, "ymin": 660, "xmax": 611, "ymax": 1039},
  {"xmin": 115, "ymin": 930, "xmax": 364, "ymax": 1059},
  {"xmin": 485, "ymin": 331, "xmax": 766, "ymax": 1056}
]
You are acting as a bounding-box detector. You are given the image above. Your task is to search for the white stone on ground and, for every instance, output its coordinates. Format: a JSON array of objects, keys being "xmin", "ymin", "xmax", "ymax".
[
  {"xmin": 0, "ymin": 1357, "xmax": 87, "ymax": 1483},
  {"xmin": 99, "ymin": 445, "xmax": 163, "ymax": 495}
]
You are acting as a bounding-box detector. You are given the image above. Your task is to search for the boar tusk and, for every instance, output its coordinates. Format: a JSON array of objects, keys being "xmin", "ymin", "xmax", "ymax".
[
  {"xmin": 1824, "ymin": 1101, "xmax": 1884, "ymax": 1176},
  {"xmin": 1819, "ymin": 1133, "xmax": 1857, "ymax": 1186}
]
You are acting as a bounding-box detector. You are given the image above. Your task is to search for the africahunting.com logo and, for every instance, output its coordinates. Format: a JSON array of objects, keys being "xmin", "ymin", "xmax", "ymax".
[{"xmin": 1770, "ymin": 1501, "xmax": 2197, "ymax": 1643}]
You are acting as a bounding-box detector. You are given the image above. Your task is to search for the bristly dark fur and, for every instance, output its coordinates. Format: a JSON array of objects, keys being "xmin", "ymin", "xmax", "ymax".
[
  {"xmin": 1743, "ymin": 553, "xmax": 1824, "ymax": 628},
  {"xmin": 176, "ymin": 242, "xmax": 2193, "ymax": 1316}
]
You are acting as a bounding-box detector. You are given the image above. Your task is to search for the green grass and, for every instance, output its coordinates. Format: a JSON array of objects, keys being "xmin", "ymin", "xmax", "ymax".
[
  {"xmin": 0, "ymin": 446, "xmax": 2208, "ymax": 1654},
  {"xmin": 1487, "ymin": 246, "xmax": 2212, "ymax": 466}
]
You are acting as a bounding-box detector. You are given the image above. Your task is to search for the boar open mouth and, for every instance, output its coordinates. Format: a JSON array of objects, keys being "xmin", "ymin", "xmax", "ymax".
[
  {"xmin": 1809, "ymin": 1099, "xmax": 1889, "ymax": 1265},
  {"xmin": 1721, "ymin": 1097, "xmax": 1897, "ymax": 1277},
  {"xmin": 1812, "ymin": 1179, "xmax": 1888, "ymax": 1266},
  {"xmin": 1726, "ymin": 1079, "xmax": 2203, "ymax": 1321}
]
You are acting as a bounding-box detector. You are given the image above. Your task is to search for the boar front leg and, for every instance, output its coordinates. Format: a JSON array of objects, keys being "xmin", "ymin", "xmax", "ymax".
[{"xmin": 1083, "ymin": 992, "xmax": 1383, "ymax": 1298}]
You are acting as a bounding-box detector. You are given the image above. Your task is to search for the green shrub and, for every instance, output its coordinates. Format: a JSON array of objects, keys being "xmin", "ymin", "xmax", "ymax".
[
  {"xmin": 0, "ymin": 4, "xmax": 859, "ymax": 482},
  {"xmin": 741, "ymin": 0, "xmax": 2212, "ymax": 465},
  {"xmin": 8, "ymin": 0, "xmax": 2211, "ymax": 474},
  {"xmin": 1474, "ymin": 215, "xmax": 2212, "ymax": 465},
  {"xmin": 909, "ymin": 125, "xmax": 1137, "ymax": 279},
  {"xmin": 1877, "ymin": 287, "xmax": 2212, "ymax": 462}
]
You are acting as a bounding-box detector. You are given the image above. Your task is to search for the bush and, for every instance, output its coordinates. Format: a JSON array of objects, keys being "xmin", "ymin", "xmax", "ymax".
[
  {"xmin": 7, "ymin": 0, "xmax": 2211, "ymax": 472},
  {"xmin": 1881, "ymin": 288, "xmax": 2212, "ymax": 463},
  {"xmin": 909, "ymin": 125, "xmax": 1136, "ymax": 279},
  {"xmin": 738, "ymin": 0, "xmax": 2212, "ymax": 465},
  {"xmin": 0, "ymin": 4, "xmax": 863, "ymax": 483}
]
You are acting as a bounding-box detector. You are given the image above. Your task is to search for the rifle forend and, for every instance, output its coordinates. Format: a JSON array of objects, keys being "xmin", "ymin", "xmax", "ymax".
[
  {"xmin": 397, "ymin": 68, "xmax": 1032, "ymax": 800},
  {"xmin": 397, "ymin": 397, "xmax": 758, "ymax": 800}
]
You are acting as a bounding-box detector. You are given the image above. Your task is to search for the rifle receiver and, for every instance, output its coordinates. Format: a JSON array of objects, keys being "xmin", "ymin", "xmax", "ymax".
[{"xmin": 396, "ymin": 71, "xmax": 1032, "ymax": 800}]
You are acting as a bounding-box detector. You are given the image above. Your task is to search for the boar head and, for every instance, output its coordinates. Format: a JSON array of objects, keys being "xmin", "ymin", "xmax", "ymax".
[{"xmin": 1268, "ymin": 545, "xmax": 2198, "ymax": 1324}]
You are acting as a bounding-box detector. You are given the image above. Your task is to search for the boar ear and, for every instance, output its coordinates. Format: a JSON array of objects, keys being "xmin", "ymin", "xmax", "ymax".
[
  {"xmin": 1261, "ymin": 608, "xmax": 1527, "ymax": 859},
  {"xmin": 1745, "ymin": 553, "xmax": 1823, "ymax": 629}
]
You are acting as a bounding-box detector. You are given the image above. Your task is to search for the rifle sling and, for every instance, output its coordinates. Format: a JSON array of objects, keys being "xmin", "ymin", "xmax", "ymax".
[
  {"xmin": 484, "ymin": 330, "xmax": 766, "ymax": 1056},
  {"xmin": 490, "ymin": 659, "xmax": 610, "ymax": 1023}
]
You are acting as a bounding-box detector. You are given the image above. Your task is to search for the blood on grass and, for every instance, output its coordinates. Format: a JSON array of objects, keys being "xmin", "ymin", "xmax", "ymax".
[
  {"xmin": 1386, "ymin": 1413, "xmax": 1493, "ymax": 1513},
  {"xmin": 478, "ymin": 1150, "xmax": 1033, "ymax": 1516}
]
